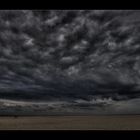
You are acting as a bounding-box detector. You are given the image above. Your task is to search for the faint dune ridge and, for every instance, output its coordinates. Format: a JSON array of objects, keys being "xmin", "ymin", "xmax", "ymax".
[{"xmin": 0, "ymin": 97, "xmax": 140, "ymax": 115}]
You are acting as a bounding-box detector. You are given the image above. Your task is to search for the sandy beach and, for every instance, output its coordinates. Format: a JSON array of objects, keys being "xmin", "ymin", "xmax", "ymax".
[{"xmin": 0, "ymin": 115, "xmax": 140, "ymax": 130}]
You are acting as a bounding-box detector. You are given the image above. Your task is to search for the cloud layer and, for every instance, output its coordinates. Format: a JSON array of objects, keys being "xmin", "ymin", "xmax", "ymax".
[{"xmin": 0, "ymin": 10, "xmax": 140, "ymax": 102}]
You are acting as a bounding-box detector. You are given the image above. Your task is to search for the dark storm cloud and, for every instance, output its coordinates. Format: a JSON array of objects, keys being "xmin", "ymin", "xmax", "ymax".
[{"xmin": 0, "ymin": 10, "xmax": 140, "ymax": 101}]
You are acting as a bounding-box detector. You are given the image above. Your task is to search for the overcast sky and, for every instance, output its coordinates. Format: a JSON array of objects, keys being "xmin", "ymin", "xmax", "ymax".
[{"xmin": 0, "ymin": 10, "xmax": 139, "ymax": 114}]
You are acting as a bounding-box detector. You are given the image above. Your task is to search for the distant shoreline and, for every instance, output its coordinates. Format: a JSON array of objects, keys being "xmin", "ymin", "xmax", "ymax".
[{"xmin": 0, "ymin": 114, "xmax": 140, "ymax": 117}]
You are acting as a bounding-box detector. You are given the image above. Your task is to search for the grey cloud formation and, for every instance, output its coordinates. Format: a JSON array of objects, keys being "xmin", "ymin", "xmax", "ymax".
[{"xmin": 0, "ymin": 10, "xmax": 140, "ymax": 104}]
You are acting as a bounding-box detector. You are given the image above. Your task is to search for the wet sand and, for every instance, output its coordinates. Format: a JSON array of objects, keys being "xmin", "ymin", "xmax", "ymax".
[{"xmin": 0, "ymin": 115, "xmax": 140, "ymax": 130}]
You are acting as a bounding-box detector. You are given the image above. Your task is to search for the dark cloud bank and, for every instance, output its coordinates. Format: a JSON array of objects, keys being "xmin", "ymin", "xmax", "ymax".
[{"xmin": 0, "ymin": 10, "xmax": 140, "ymax": 114}]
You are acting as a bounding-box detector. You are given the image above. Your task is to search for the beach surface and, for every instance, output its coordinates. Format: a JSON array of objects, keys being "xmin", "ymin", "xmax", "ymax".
[{"xmin": 0, "ymin": 115, "xmax": 140, "ymax": 130}]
